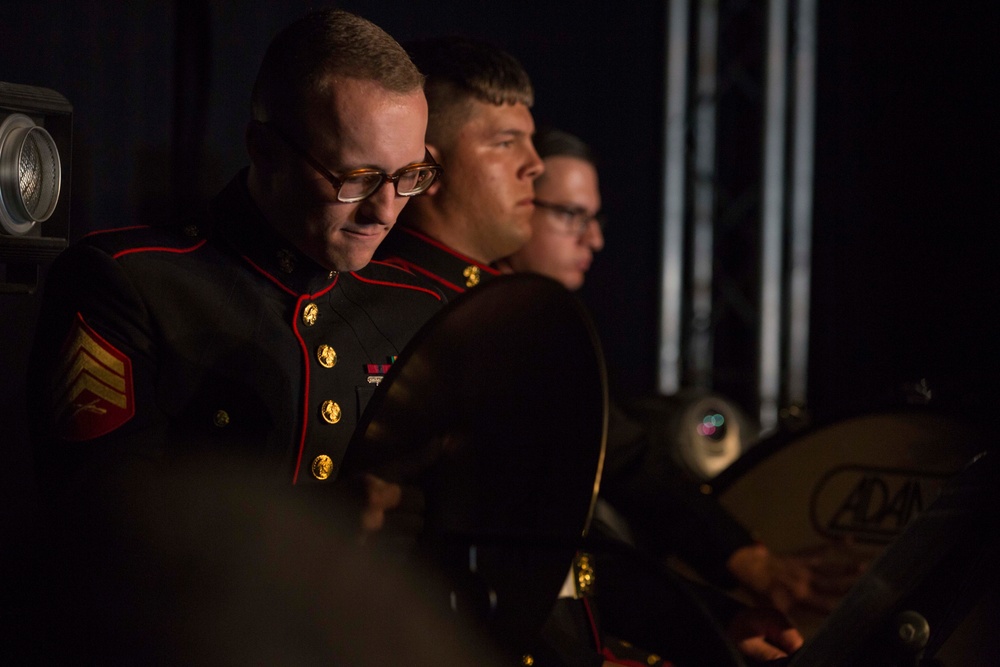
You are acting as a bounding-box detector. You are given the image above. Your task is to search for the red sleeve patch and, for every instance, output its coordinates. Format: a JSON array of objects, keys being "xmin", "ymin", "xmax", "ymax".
[{"xmin": 52, "ymin": 313, "xmax": 136, "ymax": 441}]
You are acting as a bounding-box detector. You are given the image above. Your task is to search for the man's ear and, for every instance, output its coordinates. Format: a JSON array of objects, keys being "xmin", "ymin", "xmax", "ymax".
[
  {"xmin": 426, "ymin": 143, "xmax": 442, "ymax": 163},
  {"xmin": 425, "ymin": 143, "xmax": 443, "ymax": 196}
]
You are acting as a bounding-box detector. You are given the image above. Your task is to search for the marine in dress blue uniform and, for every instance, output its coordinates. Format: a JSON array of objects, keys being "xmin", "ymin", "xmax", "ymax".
[
  {"xmin": 28, "ymin": 172, "xmax": 444, "ymax": 499},
  {"xmin": 18, "ymin": 11, "xmax": 520, "ymax": 665}
]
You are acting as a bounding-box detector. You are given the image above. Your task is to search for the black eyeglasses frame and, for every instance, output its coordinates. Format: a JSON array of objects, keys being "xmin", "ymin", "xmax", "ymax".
[{"xmin": 533, "ymin": 198, "xmax": 605, "ymax": 236}]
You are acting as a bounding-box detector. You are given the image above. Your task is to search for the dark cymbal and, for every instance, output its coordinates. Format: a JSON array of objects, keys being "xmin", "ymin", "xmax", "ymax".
[{"xmin": 343, "ymin": 273, "xmax": 609, "ymax": 655}]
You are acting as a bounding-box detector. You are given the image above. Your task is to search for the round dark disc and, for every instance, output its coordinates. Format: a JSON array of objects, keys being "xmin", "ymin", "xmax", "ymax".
[{"xmin": 343, "ymin": 273, "xmax": 608, "ymax": 655}]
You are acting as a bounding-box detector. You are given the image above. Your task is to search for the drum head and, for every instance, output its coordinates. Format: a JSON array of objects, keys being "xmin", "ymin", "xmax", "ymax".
[{"xmin": 713, "ymin": 410, "xmax": 990, "ymax": 554}]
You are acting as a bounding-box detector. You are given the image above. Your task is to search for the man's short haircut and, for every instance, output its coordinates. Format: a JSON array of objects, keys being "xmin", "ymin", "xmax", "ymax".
[
  {"xmin": 251, "ymin": 9, "xmax": 423, "ymax": 126},
  {"xmin": 405, "ymin": 36, "xmax": 534, "ymax": 147},
  {"xmin": 532, "ymin": 127, "xmax": 597, "ymax": 167}
]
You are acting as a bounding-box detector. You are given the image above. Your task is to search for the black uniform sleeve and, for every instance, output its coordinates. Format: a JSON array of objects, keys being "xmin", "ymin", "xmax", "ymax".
[{"xmin": 27, "ymin": 243, "xmax": 168, "ymax": 510}]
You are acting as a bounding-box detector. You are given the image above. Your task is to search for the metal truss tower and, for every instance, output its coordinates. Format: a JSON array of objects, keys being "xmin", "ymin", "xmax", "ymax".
[{"xmin": 659, "ymin": 0, "xmax": 817, "ymax": 434}]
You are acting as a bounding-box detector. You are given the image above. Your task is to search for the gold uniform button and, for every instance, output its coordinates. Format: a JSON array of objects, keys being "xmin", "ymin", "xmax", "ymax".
[
  {"xmin": 320, "ymin": 400, "xmax": 342, "ymax": 424},
  {"xmin": 520, "ymin": 655, "xmax": 534, "ymax": 666},
  {"xmin": 647, "ymin": 655, "xmax": 662, "ymax": 665},
  {"xmin": 573, "ymin": 552, "xmax": 595, "ymax": 596},
  {"xmin": 462, "ymin": 265, "xmax": 481, "ymax": 288},
  {"xmin": 311, "ymin": 454, "xmax": 333, "ymax": 480},
  {"xmin": 213, "ymin": 410, "xmax": 230, "ymax": 428},
  {"xmin": 302, "ymin": 302, "xmax": 319, "ymax": 326},
  {"xmin": 317, "ymin": 344, "xmax": 338, "ymax": 368}
]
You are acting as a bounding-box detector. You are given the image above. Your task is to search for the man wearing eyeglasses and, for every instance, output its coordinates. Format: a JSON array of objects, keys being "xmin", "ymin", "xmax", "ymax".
[
  {"xmin": 28, "ymin": 10, "xmax": 445, "ymax": 528},
  {"xmin": 500, "ymin": 128, "xmax": 606, "ymax": 291}
]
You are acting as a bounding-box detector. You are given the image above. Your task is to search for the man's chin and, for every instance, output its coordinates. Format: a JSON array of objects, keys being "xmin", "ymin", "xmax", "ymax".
[
  {"xmin": 331, "ymin": 256, "xmax": 374, "ymax": 273},
  {"xmin": 497, "ymin": 226, "xmax": 533, "ymax": 260},
  {"xmin": 327, "ymin": 234, "xmax": 387, "ymax": 272},
  {"xmin": 564, "ymin": 272, "xmax": 585, "ymax": 292},
  {"xmin": 322, "ymin": 247, "xmax": 376, "ymax": 273}
]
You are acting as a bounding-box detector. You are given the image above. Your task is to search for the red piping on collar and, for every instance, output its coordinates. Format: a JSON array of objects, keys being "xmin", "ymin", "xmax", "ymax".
[
  {"xmin": 351, "ymin": 268, "xmax": 443, "ymax": 301},
  {"xmin": 398, "ymin": 260, "xmax": 466, "ymax": 294},
  {"xmin": 242, "ymin": 254, "xmax": 299, "ymax": 297},
  {"xmin": 242, "ymin": 254, "xmax": 343, "ymax": 300},
  {"xmin": 396, "ymin": 226, "xmax": 499, "ymax": 274}
]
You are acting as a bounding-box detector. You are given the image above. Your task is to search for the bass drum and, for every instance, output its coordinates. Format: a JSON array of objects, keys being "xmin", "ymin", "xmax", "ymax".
[{"xmin": 709, "ymin": 408, "xmax": 997, "ymax": 664}]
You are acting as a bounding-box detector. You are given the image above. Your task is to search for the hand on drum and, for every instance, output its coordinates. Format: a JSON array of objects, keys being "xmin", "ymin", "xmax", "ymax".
[
  {"xmin": 357, "ymin": 473, "xmax": 426, "ymax": 553},
  {"xmin": 726, "ymin": 541, "xmax": 866, "ymax": 614},
  {"xmin": 726, "ymin": 606, "xmax": 803, "ymax": 662}
]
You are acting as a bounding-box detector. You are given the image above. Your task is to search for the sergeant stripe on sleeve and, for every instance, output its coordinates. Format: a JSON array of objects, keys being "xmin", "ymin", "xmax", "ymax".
[{"xmin": 52, "ymin": 313, "xmax": 136, "ymax": 441}]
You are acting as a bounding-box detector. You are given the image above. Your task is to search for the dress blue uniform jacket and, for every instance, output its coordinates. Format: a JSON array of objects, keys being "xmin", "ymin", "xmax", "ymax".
[{"xmin": 28, "ymin": 172, "xmax": 444, "ymax": 500}]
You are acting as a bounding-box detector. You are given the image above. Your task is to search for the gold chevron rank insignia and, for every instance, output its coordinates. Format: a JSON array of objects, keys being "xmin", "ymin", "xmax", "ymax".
[{"xmin": 52, "ymin": 314, "xmax": 135, "ymax": 440}]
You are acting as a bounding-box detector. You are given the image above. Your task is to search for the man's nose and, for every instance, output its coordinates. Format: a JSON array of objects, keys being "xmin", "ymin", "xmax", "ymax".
[
  {"xmin": 583, "ymin": 218, "xmax": 604, "ymax": 251},
  {"xmin": 522, "ymin": 145, "xmax": 545, "ymax": 180},
  {"xmin": 358, "ymin": 180, "xmax": 398, "ymax": 224}
]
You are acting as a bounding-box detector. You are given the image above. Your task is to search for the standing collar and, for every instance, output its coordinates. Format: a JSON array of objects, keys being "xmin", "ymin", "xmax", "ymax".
[
  {"xmin": 378, "ymin": 226, "xmax": 500, "ymax": 294},
  {"xmin": 210, "ymin": 171, "xmax": 341, "ymax": 296}
]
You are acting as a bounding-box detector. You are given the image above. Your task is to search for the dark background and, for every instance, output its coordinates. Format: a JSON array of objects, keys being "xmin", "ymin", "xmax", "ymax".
[{"xmin": 2, "ymin": 1, "xmax": 997, "ymax": 531}]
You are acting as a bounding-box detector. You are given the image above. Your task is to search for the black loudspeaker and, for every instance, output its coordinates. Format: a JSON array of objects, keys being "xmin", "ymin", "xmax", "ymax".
[{"xmin": 0, "ymin": 81, "xmax": 72, "ymax": 293}]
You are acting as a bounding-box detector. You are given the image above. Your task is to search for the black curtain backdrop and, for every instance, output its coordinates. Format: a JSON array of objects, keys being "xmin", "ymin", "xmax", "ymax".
[{"xmin": 809, "ymin": 2, "xmax": 998, "ymax": 418}]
